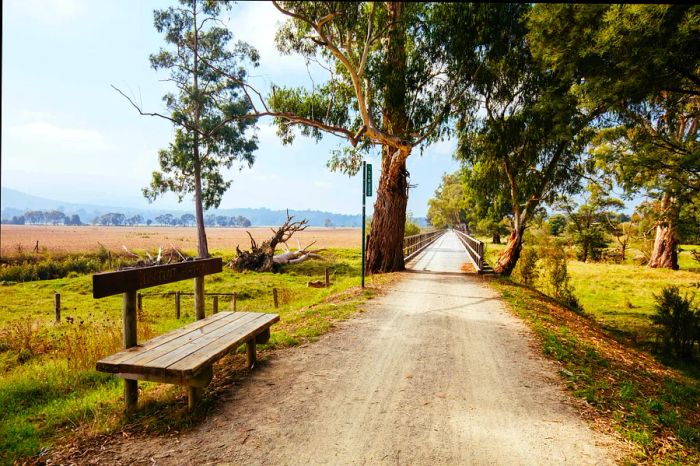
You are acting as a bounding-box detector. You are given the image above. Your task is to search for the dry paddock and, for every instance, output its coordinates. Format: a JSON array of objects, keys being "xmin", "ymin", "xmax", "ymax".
[{"xmin": 0, "ymin": 225, "xmax": 361, "ymax": 257}]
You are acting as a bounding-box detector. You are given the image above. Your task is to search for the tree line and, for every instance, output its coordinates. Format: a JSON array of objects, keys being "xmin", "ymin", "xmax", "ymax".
[
  {"xmin": 2, "ymin": 210, "xmax": 82, "ymax": 226},
  {"xmin": 424, "ymin": 3, "xmax": 698, "ymax": 273},
  {"xmin": 0, "ymin": 210, "xmax": 251, "ymax": 228}
]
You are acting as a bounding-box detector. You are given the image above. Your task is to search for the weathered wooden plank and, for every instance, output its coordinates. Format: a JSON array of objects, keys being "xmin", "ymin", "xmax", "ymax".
[
  {"xmin": 93, "ymin": 258, "xmax": 222, "ymax": 298},
  {"xmin": 116, "ymin": 365, "xmax": 213, "ymax": 388},
  {"xmin": 121, "ymin": 313, "xmax": 265, "ymax": 375},
  {"xmin": 96, "ymin": 311, "xmax": 231, "ymax": 368},
  {"xmin": 168, "ymin": 314, "xmax": 279, "ymax": 376},
  {"xmin": 114, "ymin": 312, "xmax": 248, "ymax": 369}
]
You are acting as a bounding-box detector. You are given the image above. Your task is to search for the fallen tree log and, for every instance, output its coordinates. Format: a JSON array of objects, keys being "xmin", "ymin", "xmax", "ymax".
[{"xmin": 231, "ymin": 211, "xmax": 324, "ymax": 272}]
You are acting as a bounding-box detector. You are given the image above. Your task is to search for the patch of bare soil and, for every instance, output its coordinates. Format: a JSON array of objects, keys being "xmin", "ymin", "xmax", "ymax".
[{"xmin": 44, "ymin": 272, "xmax": 625, "ymax": 465}]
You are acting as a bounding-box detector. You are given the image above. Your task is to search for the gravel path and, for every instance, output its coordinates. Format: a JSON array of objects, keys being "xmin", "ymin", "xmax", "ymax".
[{"xmin": 51, "ymin": 232, "xmax": 622, "ymax": 465}]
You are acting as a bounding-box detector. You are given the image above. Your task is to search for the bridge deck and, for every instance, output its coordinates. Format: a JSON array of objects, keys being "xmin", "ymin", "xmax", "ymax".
[{"xmin": 405, "ymin": 230, "xmax": 473, "ymax": 273}]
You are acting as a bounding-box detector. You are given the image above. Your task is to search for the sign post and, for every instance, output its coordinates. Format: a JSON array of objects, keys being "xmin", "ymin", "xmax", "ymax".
[{"xmin": 362, "ymin": 162, "xmax": 372, "ymax": 288}]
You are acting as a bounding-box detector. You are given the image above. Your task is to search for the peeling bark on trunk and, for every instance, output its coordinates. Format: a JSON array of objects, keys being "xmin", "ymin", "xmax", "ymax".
[
  {"xmin": 366, "ymin": 148, "xmax": 410, "ymax": 273},
  {"xmin": 193, "ymin": 159, "xmax": 208, "ymax": 320},
  {"xmin": 494, "ymin": 227, "xmax": 525, "ymax": 276},
  {"xmin": 648, "ymin": 194, "xmax": 679, "ymax": 270}
]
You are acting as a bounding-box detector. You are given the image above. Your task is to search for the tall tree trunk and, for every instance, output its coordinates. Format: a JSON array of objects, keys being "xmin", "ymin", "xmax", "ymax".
[
  {"xmin": 193, "ymin": 158, "xmax": 208, "ymax": 320},
  {"xmin": 366, "ymin": 149, "xmax": 410, "ymax": 272},
  {"xmin": 648, "ymin": 194, "xmax": 679, "ymax": 270},
  {"xmin": 365, "ymin": 1, "xmax": 409, "ymax": 274},
  {"xmin": 494, "ymin": 225, "xmax": 525, "ymax": 276},
  {"xmin": 492, "ymin": 233, "xmax": 501, "ymax": 244}
]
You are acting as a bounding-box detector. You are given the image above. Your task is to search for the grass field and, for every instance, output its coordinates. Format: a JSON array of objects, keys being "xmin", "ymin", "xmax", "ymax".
[
  {"xmin": 0, "ymin": 225, "xmax": 361, "ymax": 256},
  {"xmin": 481, "ymin": 238, "xmax": 700, "ymax": 345},
  {"xmin": 0, "ymin": 246, "xmax": 391, "ymax": 465}
]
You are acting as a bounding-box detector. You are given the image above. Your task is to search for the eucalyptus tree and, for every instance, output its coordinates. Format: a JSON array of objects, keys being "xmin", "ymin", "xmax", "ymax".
[
  {"xmin": 443, "ymin": 3, "xmax": 599, "ymax": 275},
  {"xmin": 114, "ymin": 0, "xmax": 258, "ymax": 318},
  {"xmin": 228, "ymin": 2, "xmax": 480, "ymax": 273},
  {"xmin": 528, "ymin": 4, "xmax": 699, "ymax": 269}
]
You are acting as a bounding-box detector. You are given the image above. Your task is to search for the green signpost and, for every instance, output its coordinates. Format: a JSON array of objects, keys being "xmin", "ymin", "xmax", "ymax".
[{"xmin": 361, "ymin": 162, "xmax": 372, "ymax": 288}]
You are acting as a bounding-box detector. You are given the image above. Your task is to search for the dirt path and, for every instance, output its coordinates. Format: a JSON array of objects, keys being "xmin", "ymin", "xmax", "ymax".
[{"xmin": 50, "ymin": 233, "xmax": 623, "ymax": 465}]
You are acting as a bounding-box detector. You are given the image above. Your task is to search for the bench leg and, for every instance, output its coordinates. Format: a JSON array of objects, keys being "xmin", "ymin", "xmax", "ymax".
[
  {"xmin": 246, "ymin": 338, "xmax": 256, "ymax": 369},
  {"xmin": 188, "ymin": 387, "xmax": 201, "ymax": 411},
  {"xmin": 125, "ymin": 379, "xmax": 138, "ymax": 413}
]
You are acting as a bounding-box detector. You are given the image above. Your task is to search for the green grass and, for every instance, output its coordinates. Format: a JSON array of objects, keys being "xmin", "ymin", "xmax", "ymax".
[
  {"xmin": 567, "ymin": 261, "xmax": 699, "ymax": 344},
  {"xmin": 490, "ymin": 277, "xmax": 700, "ymax": 464},
  {"xmin": 0, "ymin": 247, "xmax": 387, "ymax": 465}
]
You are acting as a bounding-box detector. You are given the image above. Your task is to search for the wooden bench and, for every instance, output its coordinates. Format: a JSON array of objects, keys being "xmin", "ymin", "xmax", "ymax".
[{"xmin": 92, "ymin": 258, "xmax": 279, "ymax": 411}]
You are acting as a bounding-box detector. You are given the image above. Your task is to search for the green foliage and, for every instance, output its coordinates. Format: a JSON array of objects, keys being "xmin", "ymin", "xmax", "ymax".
[
  {"xmin": 142, "ymin": 0, "xmax": 258, "ymax": 210},
  {"xmin": 541, "ymin": 244, "xmax": 580, "ymax": 310},
  {"xmin": 0, "ymin": 254, "xmax": 105, "ymax": 282},
  {"xmin": 514, "ymin": 246, "xmax": 539, "ymax": 286},
  {"xmin": 651, "ymin": 286, "xmax": 698, "ymax": 360},
  {"xmin": 548, "ymin": 214, "xmax": 568, "ymax": 236}
]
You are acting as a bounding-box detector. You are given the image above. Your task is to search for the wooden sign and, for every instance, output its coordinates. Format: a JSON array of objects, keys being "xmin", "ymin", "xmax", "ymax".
[{"xmin": 93, "ymin": 258, "xmax": 223, "ymax": 298}]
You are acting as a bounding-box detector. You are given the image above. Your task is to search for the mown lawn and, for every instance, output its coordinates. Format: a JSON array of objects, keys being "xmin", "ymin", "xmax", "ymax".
[{"xmin": 0, "ymin": 248, "xmax": 389, "ymax": 465}]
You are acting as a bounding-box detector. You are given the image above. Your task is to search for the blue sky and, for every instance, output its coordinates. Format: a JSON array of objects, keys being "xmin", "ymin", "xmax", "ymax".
[{"xmin": 1, "ymin": 0, "xmax": 460, "ymax": 217}]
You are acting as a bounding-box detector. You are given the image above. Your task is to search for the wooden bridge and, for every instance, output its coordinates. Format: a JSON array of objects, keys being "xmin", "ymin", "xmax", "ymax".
[{"xmin": 403, "ymin": 229, "xmax": 489, "ymax": 274}]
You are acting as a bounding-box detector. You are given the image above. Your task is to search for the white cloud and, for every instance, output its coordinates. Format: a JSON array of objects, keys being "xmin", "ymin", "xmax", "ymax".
[
  {"xmin": 8, "ymin": 0, "xmax": 85, "ymax": 25},
  {"xmin": 9, "ymin": 121, "xmax": 111, "ymax": 154}
]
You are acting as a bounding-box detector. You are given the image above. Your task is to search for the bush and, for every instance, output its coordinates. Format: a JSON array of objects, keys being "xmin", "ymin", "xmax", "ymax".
[
  {"xmin": 541, "ymin": 244, "xmax": 580, "ymax": 310},
  {"xmin": 651, "ymin": 286, "xmax": 698, "ymax": 360},
  {"xmin": 515, "ymin": 246, "xmax": 539, "ymax": 286}
]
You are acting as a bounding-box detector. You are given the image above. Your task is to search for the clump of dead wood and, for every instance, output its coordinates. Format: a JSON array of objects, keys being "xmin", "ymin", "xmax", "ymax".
[
  {"xmin": 118, "ymin": 244, "xmax": 194, "ymax": 269},
  {"xmin": 230, "ymin": 211, "xmax": 324, "ymax": 272}
]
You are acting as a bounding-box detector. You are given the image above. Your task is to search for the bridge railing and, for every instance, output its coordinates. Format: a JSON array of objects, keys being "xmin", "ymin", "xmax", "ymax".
[
  {"xmin": 403, "ymin": 230, "xmax": 445, "ymax": 262},
  {"xmin": 453, "ymin": 229, "xmax": 485, "ymax": 273}
]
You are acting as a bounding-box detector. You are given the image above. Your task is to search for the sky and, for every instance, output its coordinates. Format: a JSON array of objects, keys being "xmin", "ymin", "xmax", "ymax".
[{"xmin": 1, "ymin": 0, "xmax": 460, "ymax": 217}]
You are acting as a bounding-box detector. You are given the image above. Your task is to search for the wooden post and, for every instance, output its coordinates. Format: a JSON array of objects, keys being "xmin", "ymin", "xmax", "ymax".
[
  {"xmin": 54, "ymin": 292, "xmax": 61, "ymax": 322},
  {"xmin": 213, "ymin": 295, "xmax": 218, "ymax": 314},
  {"xmin": 175, "ymin": 291, "xmax": 181, "ymax": 319},
  {"xmin": 123, "ymin": 290, "xmax": 138, "ymax": 413},
  {"xmin": 325, "ymin": 268, "xmax": 330, "ymax": 287},
  {"xmin": 231, "ymin": 292, "xmax": 237, "ymax": 311},
  {"xmin": 273, "ymin": 288, "xmax": 279, "ymax": 308},
  {"xmin": 137, "ymin": 292, "xmax": 143, "ymax": 314},
  {"xmin": 194, "ymin": 276, "xmax": 205, "ymax": 320},
  {"xmin": 188, "ymin": 387, "xmax": 201, "ymax": 411},
  {"xmin": 246, "ymin": 338, "xmax": 256, "ymax": 369}
]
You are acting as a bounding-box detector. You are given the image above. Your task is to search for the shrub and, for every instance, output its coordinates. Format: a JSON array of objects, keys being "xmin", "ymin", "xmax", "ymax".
[
  {"xmin": 542, "ymin": 244, "xmax": 580, "ymax": 310},
  {"xmin": 651, "ymin": 286, "xmax": 698, "ymax": 360},
  {"xmin": 515, "ymin": 246, "xmax": 539, "ymax": 286}
]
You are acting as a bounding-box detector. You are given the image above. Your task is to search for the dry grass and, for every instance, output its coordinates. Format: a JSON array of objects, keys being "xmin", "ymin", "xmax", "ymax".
[{"xmin": 0, "ymin": 225, "xmax": 361, "ymax": 257}]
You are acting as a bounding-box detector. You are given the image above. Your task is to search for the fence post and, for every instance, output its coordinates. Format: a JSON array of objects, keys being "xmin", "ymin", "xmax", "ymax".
[
  {"xmin": 123, "ymin": 290, "xmax": 138, "ymax": 412},
  {"xmin": 54, "ymin": 292, "xmax": 61, "ymax": 323},
  {"xmin": 175, "ymin": 291, "xmax": 181, "ymax": 319},
  {"xmin": 137, "ymin": 292, "xmax": 143, "ymax": 313},
  {"xmin": 325, "ymin": 268, "xmax": 330, "ymax": 287},
  {"xmin": 273, "ymin": 288, "xmax": 279, "ymax": 308},
  {"xmin": 231, "ymin": 292, "xmax": 237, "ymax": 311},
  {"xmin": 213, "ymin": 295, "xmax": 218, "ymax": 314}
]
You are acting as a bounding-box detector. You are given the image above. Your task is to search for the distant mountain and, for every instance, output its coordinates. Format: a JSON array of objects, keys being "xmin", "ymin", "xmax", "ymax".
[{"xmin": 1, "ymin": 187, "xmax": 428, "ymax": 227}]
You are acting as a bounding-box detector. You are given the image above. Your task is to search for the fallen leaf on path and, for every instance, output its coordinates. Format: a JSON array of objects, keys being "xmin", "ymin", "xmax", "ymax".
[
  {"xmin": 435, "ymin": 392, "xmax": 447, "ymax": 398},
  {"xmin": 404, "ymin": 373, "xmax": 413, "ymax": 379}
]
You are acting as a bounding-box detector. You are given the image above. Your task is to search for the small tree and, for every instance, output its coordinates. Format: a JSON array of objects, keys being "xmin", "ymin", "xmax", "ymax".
[{"xmin": 115, "ymin": 0, "xmax": 258, "ymax": 319}]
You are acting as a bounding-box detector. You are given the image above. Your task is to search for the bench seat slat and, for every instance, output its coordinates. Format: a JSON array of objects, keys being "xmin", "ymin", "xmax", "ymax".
[
  {"xmin": 116, "ymin": 312, "xmax": 250, "ymax": 368},
  {"xmin": 133, "ymin": 312, "xmax": 264, "ymax": 373},
  {"xmin": 96, "ymin": 312, "xmax": 278, "ymax": 380},
  {"xmin": 168, "ymin": 313, "xmax": 279, "ymax": 376},
  {"xmin": 97, "ymin": 311, "xmax": 231, "ymax": 366}
]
